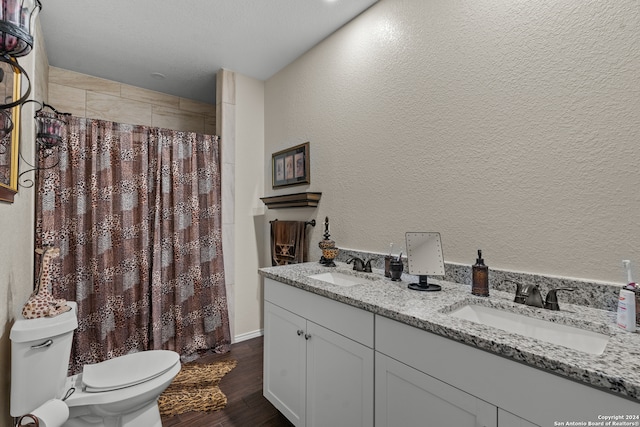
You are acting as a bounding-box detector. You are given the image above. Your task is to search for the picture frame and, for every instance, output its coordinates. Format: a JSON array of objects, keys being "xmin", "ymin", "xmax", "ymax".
[
  {"xmin": 0, "ymin": 59, "xmax": 22, "ymax": 203},
  {"xmin": 272, "ymin": 142, "xmax": 310, "ymax": 188}
]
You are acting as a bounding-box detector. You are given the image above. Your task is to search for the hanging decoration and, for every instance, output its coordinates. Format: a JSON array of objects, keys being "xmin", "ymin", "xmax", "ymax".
[
  {"xmin": 0, "ymin": 0, "xmax": 42, "ymax": 109},
  {"xmin": 18, "ymin": 101, "xmax": 69, "ymax": 187},
  {"xmin": 35, "ymin": 103, "xmax": 66, "ymax": 149}
]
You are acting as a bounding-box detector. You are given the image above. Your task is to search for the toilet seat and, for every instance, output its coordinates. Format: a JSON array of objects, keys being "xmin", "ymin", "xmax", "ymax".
[
  {"xmin": 82, "ymin": 350, "xmax": 180, "ymax": 392},
  {"xmin": 63, "ymin": 360, "xmax": 181, "ymax": 411}
]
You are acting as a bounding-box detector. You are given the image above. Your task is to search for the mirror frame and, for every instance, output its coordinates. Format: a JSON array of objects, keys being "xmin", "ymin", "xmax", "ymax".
[
  {"xmin": 405, "ymin": 231, "xmax": 445, "ymax": 276},
  {"xmin": 0, "ymin": 60, "xmax": 22, "ymax": 203}
]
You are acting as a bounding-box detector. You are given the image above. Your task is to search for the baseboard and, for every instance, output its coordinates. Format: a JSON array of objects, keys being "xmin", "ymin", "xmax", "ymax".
[{"xmin": 233, "ymin": 329, "xmax": 263, "ymax": 344}]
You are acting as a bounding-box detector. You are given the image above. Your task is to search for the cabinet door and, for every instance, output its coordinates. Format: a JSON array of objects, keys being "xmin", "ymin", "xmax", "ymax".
[
  {"xmin": 306, "ymin": 321, "xmax": 374, "ymax": 427},
  {"xmin": 498, "ymin": 409, "xmax": 539, "ymax": 427},
  {"xmin": 376, "ymin": 353, "xmax": 497, "ymax": 427},
  {"xmin": 264, "ymin": 302, "xmax": 307, "ymax": 427}
]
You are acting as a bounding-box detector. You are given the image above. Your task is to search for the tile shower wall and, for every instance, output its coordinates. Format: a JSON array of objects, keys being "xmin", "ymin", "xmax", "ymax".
[{"xmin": 48, "ymin": 66, "xmax": 215, "ymax": 133}]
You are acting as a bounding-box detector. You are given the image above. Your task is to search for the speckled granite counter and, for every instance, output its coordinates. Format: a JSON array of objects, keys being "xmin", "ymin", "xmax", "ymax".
[{"xmin": 259, "ymin": 262, "xmax": 640, "ymax": 403}]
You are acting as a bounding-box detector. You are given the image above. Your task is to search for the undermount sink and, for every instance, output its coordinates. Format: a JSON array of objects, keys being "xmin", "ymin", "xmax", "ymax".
[
  {"xmin": 449, "ymin": 304, "xmax": 609, "ymax": 355},
  {"xmin": 307, "ymin": 272, "xmax": 369, "ymax": 287}
]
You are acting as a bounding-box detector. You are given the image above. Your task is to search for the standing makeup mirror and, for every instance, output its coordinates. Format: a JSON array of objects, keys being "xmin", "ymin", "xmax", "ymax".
[{"xmin": 405, "ymin": 232, "xmax": 445, "ymax": 292}]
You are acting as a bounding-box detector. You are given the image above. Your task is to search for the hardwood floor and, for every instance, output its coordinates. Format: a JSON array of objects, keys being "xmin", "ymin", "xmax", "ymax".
[{"xmin": 161, "ymin": 336, "xmax": 293, "ymax": 427}]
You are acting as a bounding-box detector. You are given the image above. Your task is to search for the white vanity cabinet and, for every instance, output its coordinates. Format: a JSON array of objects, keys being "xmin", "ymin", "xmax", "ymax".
[
  {"xmin": 375, "ymin": 315, "xmax": 640, "ymax": 427},
  {"xmin": 263, "ymin": 301, "xmax": 307, "ymax": 425},
  {"xmin": 498, "ymin": 409, "xmax": 539, "ymax": 427},
  {"xmin": 375, "ymin": 352, "xmax": 497, "ymax": 427},
  {"xmin": 263, "ymin": 278, "xmax": 374, "ymax": 427}
]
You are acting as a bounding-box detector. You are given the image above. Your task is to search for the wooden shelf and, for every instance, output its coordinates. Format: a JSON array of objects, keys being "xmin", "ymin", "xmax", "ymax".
[{"xmin": 260, "ymin": 192, "xmax": 322, "ymax": 209}]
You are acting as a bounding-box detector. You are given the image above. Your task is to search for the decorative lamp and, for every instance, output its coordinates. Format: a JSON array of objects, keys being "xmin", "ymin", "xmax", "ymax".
[
  {"xmin": 17, "ymin": 101, "xmax": 68, "ymax": 188},
  {"xmin": 0, "ymin": 0, "xmax": 42, "ymax": 110},
  {"xmin": 0, "ymin": 0, "xmax": 42, "ymax": 58},
  {"xmin": 35, "ymin": 104, "xmax": 66, "ymax": 151}
]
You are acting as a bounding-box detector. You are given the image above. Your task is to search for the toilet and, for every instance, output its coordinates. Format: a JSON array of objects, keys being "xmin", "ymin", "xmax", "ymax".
[{"xmin": 10, "ymin": 302, "xmax": 181, "ymax": 427}]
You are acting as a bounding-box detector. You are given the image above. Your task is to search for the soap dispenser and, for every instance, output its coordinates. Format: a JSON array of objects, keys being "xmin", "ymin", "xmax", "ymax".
[{"xmin": 472, "ymin": 250, "xmax": 489, "ymax": 296}]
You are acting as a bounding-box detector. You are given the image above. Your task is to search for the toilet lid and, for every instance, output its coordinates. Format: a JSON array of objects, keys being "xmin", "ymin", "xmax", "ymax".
[{"xmin": 82, "ymin": 350, "xmax": 180, "ymax": 392}]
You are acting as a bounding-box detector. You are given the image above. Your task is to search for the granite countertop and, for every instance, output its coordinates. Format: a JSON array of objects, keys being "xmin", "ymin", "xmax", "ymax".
[{"xmin": 259, "ymin": 262, "xmax": 640, "ymax": 402}]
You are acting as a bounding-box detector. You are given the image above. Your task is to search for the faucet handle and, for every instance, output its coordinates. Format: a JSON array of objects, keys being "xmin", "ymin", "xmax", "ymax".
[
  {"xmin": 346, "ymin": 257, "xmax": 365, "ymax": 271},
  {"xmin": 364, "ymin": 259, "xmax": 373, "ymax": 273},
  {"xmin": 520, "ymin": 284, "xmax": 544, "ymax": 308},
  {"xmin": 544, "ymin": 288, "xmax": 575, "ymax": 311},
  {"xmin": 502, "ymin": 280, "xmax": 526, "ymax": 304}
]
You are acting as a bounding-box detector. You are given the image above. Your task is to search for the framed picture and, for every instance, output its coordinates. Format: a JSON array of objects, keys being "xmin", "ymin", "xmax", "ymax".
[
  {"xmin": 0, "ymin": 59, "xmax": 22, "ymax": 203},
  {"xmin": 272, "ymin": 142, "xmax": 310, "ymax": 188}
]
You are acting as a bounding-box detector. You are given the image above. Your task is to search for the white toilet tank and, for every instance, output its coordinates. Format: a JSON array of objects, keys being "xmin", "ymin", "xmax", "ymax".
[{"xmin": 10, "ymin": 302, "xmax": 78, "ymax": 417}]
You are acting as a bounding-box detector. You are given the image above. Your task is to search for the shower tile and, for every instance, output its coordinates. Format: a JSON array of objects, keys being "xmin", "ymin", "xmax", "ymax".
[
  {"xmin": 222, "ymin": 163, "xmax": 235, "ymax": 225},
  {"xmin": 219, "ymin": 106, "xmax": 236, "ymax": 165},
  {"xmin": 121, "ymin": 84, "xmax": 180, "ymax": 109},
  {"xmin": 49, "ymin": 66, "xmax": 121, "ymax": 97},
  {"xmin": 205, "ymin": 112, "xmax": 216, "ymax": 135},
  {"xmin": 216, "ymin": 69, "xmax": 236, "ymax": 105},
  {"xmin": 87, "ymin": 92, "xmax": 152, "ymax": 126},
  {"xmin": 179, "ymin": 97, "xmax": 215, "ymax": 114},
  {"xmin": 152, "ymin": 105, "xmax": 204, "ymax": 133},
  {"xmin": 48, "ymin": 83, "xmax": 86, "ymax": 117}
]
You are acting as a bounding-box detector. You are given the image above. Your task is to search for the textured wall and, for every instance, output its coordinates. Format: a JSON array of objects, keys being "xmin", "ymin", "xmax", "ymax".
[{"xmin": 265, "ymin": 0, "xmax": 640, "ymax": 283}]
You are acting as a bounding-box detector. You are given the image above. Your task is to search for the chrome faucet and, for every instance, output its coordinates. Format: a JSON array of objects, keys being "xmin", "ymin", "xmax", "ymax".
[
  {"xmin": 347, "ymin": 257, "xmax": 373, "ymax": 272},
  {"xmin": 504, "ymin": 280, "xmax": 575, "ymax": 311}
]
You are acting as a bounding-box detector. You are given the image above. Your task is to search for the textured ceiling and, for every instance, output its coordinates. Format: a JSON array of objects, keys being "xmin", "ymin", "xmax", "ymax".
[{"xmin": 38, "ymin": 0, "xmax": 378, "ymax": 104}]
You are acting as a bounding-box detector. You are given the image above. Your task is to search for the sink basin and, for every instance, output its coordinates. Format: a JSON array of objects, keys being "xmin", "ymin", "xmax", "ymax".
[
  {"xmin": 449, "ymin": 304, "xmax": 609, "ymax": 355},
  {"xmin": 307, "ymin": 272, "xmax": 369, "ymax": 287}
]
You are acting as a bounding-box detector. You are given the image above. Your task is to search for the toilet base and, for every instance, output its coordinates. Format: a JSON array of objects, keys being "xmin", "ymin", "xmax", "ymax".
[{"xmin": 63, "ymin": 401, "xmax": 162, "ymax": 427}]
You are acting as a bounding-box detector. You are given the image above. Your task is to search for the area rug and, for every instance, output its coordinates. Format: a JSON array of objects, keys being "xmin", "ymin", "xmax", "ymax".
[{"xmin": 158, "ymin": 359, "xmax": 238, "ymax": 417}]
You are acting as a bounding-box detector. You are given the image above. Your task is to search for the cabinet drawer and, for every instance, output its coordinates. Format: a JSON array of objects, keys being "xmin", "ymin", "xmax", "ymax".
[{"xmin": 264, "ymin": 278, "xmax": 374, "ymax": 347}]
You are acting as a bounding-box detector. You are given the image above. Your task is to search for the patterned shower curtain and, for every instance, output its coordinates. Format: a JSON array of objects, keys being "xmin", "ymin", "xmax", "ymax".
[{"xmin": 36, "ymin": 115, "xmax": 230, "ymax": 374}]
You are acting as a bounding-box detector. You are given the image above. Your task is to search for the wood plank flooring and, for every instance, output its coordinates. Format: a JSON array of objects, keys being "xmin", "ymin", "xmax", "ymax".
[{"xmin": 161, "ymin": 336, "xmax": 293, "ymax": 427}]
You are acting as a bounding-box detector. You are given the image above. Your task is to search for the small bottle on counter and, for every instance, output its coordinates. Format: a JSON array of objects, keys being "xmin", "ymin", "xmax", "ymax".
[
  {"xmin": 617, "ymin": 288, "xmax": 637, "ymax": 332},
  {"xmin": 472, "ymin": 249, "xmax": 489, "ymax": 296}
]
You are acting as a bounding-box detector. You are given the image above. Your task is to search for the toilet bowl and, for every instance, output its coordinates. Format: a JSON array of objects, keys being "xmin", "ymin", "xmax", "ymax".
[{"xmin": 10, "ymin": 302, "xmax": 181, "ymax": 427}]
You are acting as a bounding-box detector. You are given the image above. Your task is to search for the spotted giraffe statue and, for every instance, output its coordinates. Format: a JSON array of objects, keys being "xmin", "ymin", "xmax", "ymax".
[{"xmin": 22, "ymin": 247, "xmax": 71, "ymax": 319}]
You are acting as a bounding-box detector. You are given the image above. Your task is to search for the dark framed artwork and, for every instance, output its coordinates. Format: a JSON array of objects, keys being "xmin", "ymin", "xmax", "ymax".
[{"xmin": 272, "ymin": 142, "xmax": 310, "ymax": 188}]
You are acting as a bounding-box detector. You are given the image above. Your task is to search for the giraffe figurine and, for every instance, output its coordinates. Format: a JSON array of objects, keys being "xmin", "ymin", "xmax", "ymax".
[{"xmin": 22, "ymin": 247, "xmax": 71, "ymax": 319}]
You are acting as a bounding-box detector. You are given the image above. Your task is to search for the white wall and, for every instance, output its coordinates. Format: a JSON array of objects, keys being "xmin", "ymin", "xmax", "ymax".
[
  {"xmin": 234, "ymin": 74, "xmax": 265, "ymax": 339},
  {"xmin": 0, "ymin": 21, "xmax": 47, "ymax": 427},
  {"xmin": 264, "ymin": 0, "xmax": 640, "ymax": 283}
]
